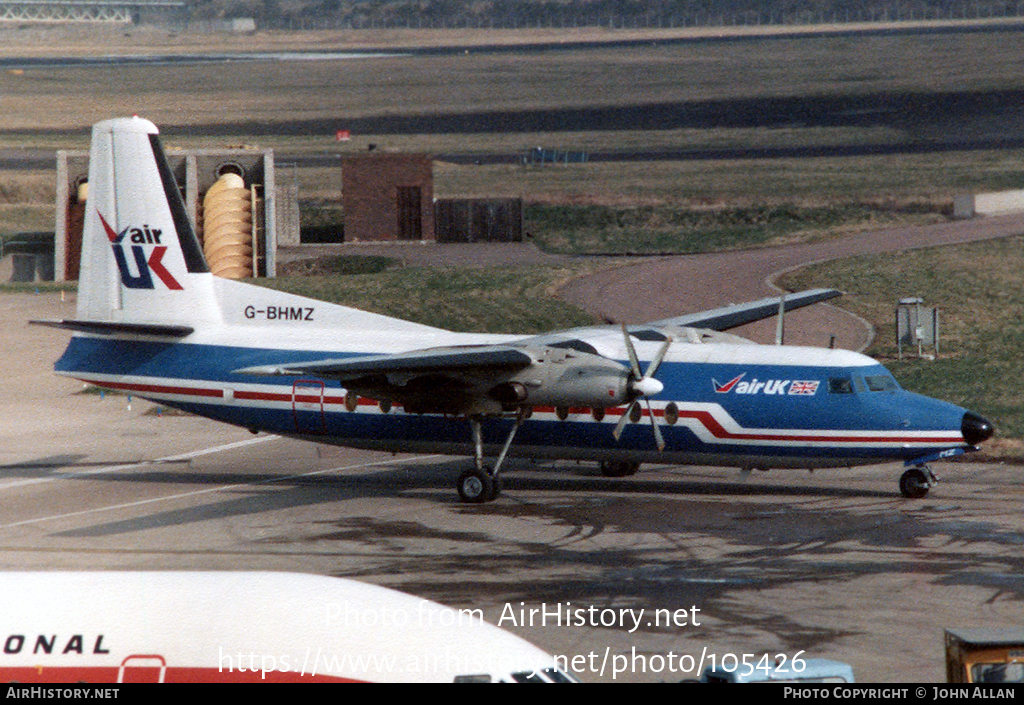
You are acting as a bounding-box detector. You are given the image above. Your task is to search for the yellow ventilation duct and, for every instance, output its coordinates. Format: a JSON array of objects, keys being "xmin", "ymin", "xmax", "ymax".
[{"xmin": 202, "ymin": 173, "xmax": 253, "ymax": 279}]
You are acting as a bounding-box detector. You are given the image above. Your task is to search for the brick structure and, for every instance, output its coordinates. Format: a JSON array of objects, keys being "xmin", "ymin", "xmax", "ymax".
[{"xmin": 341, "ymin": 154, "xmax": 435, "ymax": 243}]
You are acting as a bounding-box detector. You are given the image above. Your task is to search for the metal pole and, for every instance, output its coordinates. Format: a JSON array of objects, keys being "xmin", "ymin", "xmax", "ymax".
[{"xmin": 775, "ymin": 293, "xmax": 786, "ymax": 345}]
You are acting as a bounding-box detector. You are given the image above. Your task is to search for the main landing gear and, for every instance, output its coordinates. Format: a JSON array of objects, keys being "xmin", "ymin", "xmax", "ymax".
[
  {"xmin": 899, "ymin": 465, "xmax": 936, "ymax": 499},
  {"xmin": 457, "ymin": 413, "xmax": 524, "ymax": 503}
]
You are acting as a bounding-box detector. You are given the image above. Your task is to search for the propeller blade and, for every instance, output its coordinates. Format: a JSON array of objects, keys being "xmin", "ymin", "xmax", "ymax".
[
  {"xmin": 646, "ymin": 399, "xmax": 665, "ymax": 451},
  {"xmin": 621, "ymin": 324, "xmax": 643, "ymax": 380},
  {"xmin": 646, "ymin": 336, "xmax": 673, "ymax": 380},
  {"xmin": 614, "ymin": 329, "xmax": 672, "ymax": 452},
  {"xmin": 613, "ymin": 401, "xmax": 636, "ymax": 441}
]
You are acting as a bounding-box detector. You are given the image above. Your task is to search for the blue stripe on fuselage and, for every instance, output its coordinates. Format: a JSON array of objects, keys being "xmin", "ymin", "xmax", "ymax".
[{"xmin": 55, "ymin": 336, "xmax": 968, "ymax": 464}]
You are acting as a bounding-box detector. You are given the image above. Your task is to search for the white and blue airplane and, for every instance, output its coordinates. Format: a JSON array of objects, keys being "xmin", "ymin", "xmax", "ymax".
[{"xmin": 36, "ymin": 117, "xmax": 994, "ymax": 503}]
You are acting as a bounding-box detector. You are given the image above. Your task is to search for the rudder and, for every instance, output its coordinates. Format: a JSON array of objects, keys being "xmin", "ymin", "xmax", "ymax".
[{"xmin": 76, "ymin": 117, "xmax": 219, "ymax": 328}]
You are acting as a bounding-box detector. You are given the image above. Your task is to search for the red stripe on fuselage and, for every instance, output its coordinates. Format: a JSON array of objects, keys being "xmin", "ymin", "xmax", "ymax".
[{"xmin": 75, "ymin": 378, "xmax": 962, "ymax": 446}]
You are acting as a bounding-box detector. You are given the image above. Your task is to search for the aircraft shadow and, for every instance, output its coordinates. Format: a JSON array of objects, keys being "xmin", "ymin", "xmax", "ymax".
[{"xmin": 51, "ymin": 459, "xmax": 895, "ymax": 538}]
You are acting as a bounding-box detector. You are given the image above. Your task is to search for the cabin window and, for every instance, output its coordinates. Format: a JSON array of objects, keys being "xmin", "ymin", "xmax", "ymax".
[
  {"xmin": 864, "ymin": 375, "xmax": 898, "ymax": 392},
  {"xmin": 664, "ymin": 402, "xmax": 679, "ymax": 425},
  {"xmin": 828, "ymin": 378, "xmax": 854, "ymax": 394}
]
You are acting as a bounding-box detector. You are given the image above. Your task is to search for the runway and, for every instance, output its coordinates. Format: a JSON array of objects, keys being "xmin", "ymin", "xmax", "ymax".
[{"xmin": 3, "ymin": 290, "xmax": 1023, "ymax": 682}]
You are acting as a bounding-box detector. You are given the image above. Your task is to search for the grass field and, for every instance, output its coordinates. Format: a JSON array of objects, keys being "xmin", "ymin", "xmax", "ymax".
[
  {"xmin": 3, "ymin": 25, "xmax": 1024, "ymax": 134},
  {"xmin": 524, "ymin": 201, "xmax": 946, "ymax": 255},
  {"xmin": 4, "ymin": 24, "xmax": 1024, "ymax": 246},
  {"xmin": 254, "ymin": 261, "xmax": 602, "ymax": 333},
  {"xmin": 779, "ymin": 236, "xmax": 1024, "ymax": 452}
]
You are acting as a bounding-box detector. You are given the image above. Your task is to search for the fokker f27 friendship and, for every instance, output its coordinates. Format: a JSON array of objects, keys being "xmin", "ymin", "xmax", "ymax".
[{"xmin": 36, "ymin": 117, "xmax": 994, "ymax": 503}]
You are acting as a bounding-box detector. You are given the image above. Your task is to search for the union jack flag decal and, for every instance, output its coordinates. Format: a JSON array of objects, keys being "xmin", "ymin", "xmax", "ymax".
[{"xmin": 788, "ymin": 381, "xmax": 820, "ymax": 395}]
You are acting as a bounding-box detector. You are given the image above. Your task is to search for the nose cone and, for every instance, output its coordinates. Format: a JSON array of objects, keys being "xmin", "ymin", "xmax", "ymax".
[{"xmin": 962, "ymin": 411, "xmax": 995, "ymax": 446}]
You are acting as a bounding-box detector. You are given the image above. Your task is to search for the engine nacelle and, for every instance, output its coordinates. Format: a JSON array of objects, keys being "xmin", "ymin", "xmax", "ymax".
[{"xmin": 489, "ymin": 349, "xmax": 632, "ymax": 408}]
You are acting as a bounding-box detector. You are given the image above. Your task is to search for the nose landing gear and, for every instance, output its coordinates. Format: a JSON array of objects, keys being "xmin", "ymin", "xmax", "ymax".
[{"xmin": 899, "ymin": 465, "xmax": 936, "ymax": 499}]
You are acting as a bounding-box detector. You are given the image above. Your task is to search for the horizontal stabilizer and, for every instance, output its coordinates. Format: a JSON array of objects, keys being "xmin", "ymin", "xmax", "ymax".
[
  {"xmin": 30, "ymin": 319, "xmax": 194, "ymax": 338},
  {"xmin": 652, "ymin": 288, "xmax": 842, "ymax": 331},
  {"xmin": 234, "ymin": 346, "xmax": 534, "ymax": 379}
]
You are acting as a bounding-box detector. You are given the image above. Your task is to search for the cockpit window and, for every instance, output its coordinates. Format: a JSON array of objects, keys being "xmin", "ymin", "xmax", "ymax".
[
  {"xmin": 864, "ymin": 375, "xmax": 898, "ymax": 392},
  {"xmin": 828, "ymin": 378, "xmax": 854, "ymax": 394}
]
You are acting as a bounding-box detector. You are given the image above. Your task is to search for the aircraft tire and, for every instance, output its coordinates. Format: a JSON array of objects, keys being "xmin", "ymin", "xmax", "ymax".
[
  {"xmin": 600, "ymin": 460, "xmax": 640, "ymax": 477},
  {"xmin": 899, "ymin": 468, "xmax": 930, "ymax": 499},
  {"xmin": 457, "ymin": 468, "xmax": 497, "ymax": 503}
]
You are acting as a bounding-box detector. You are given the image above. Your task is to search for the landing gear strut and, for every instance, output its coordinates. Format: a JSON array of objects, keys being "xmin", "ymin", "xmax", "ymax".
[
  {"xmin": 457, "ymin": 412, "xmax": 524, "ymax": 503},
  {"xmin": 899, "ymin": 465, "xmax": 936, "ymax": 499}
]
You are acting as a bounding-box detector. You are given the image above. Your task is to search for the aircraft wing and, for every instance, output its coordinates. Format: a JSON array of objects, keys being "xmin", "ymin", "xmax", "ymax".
[
  {"xmin": 235, "ymin": 345, "xmax": 533, "ymax": 379},
  {"xmin": 235, "ymin": 343, "xmax": 635, "ymax": 416},
  {"xmin": 650, "ymin": 288, "xmax": 841, "ymax": 332},
  {"xmin": 232, "ymin": 288, "xmax": 841, "ymax": 416}
]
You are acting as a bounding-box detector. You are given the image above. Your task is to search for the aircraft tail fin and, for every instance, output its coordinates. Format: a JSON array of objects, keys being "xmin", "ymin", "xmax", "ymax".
[
  {"xmin": 76, "ymin": 117, "xmax": 220, "ymax": 329},
  {"xmin": 72, "ymin": 117, "xmax": 445, "ymax": 339}
]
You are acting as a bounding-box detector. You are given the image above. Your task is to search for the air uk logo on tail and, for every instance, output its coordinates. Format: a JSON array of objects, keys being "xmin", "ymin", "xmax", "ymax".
[{"xmin": 98, "ymin": 211, "xmax": 183, "ymax": 290}]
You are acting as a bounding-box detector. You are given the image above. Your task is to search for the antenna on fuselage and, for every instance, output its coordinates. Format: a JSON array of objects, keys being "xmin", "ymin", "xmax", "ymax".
[{"xmin": 775, "ymin": 292, "xmax": 786, "ymax": 345}]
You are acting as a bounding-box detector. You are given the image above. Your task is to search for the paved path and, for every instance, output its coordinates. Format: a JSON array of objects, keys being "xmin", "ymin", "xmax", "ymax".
[{"xmin": 557, "ymin": 213, "xmax": 1024, "ymax": 349}]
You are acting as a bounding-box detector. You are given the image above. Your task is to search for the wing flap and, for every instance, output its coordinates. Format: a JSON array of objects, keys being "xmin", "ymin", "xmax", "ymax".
[{"xmin": 234, "ymin": 345, "xmax": 534, "ymax": 379}]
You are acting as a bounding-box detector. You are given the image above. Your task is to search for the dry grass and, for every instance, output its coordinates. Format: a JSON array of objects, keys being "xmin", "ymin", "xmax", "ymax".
[
  {"xmin": 1, "ymin": 20, "xmax": 1019, "ymax": 56},
  {"xmin": 0, "ymin": 172, "xmax": 54, "ymax": 204},
  {"xmin": 779, "ymin": 235, "xmax": 1024, "ymax": 443},
  {"xmin": 256, "ymin": 262, "xmax": 602, "ymax": 334},
  {"xmin": 0, "ymin": 23, "xmax": 1022, "ymax": 218},
  {"xmin": 432, "ymin": 149, "xmax": 1024, "ymax": 206},
  {"xmin": 0, "ymin": 205, "xmax": 55, "ymax": 235},
  {"xmin": 3, "ymin": 26, "xmax": 1024, "ymax": 133}
]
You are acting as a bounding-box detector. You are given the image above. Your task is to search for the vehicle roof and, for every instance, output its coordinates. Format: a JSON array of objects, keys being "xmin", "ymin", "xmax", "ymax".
[
  {"xmin": 946, "ymin": 629, "xmax": 1024, "ymax": 647},
  {"xmin": 703, "ymin": 658, "xmax": 855, "ymax": 682}
]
